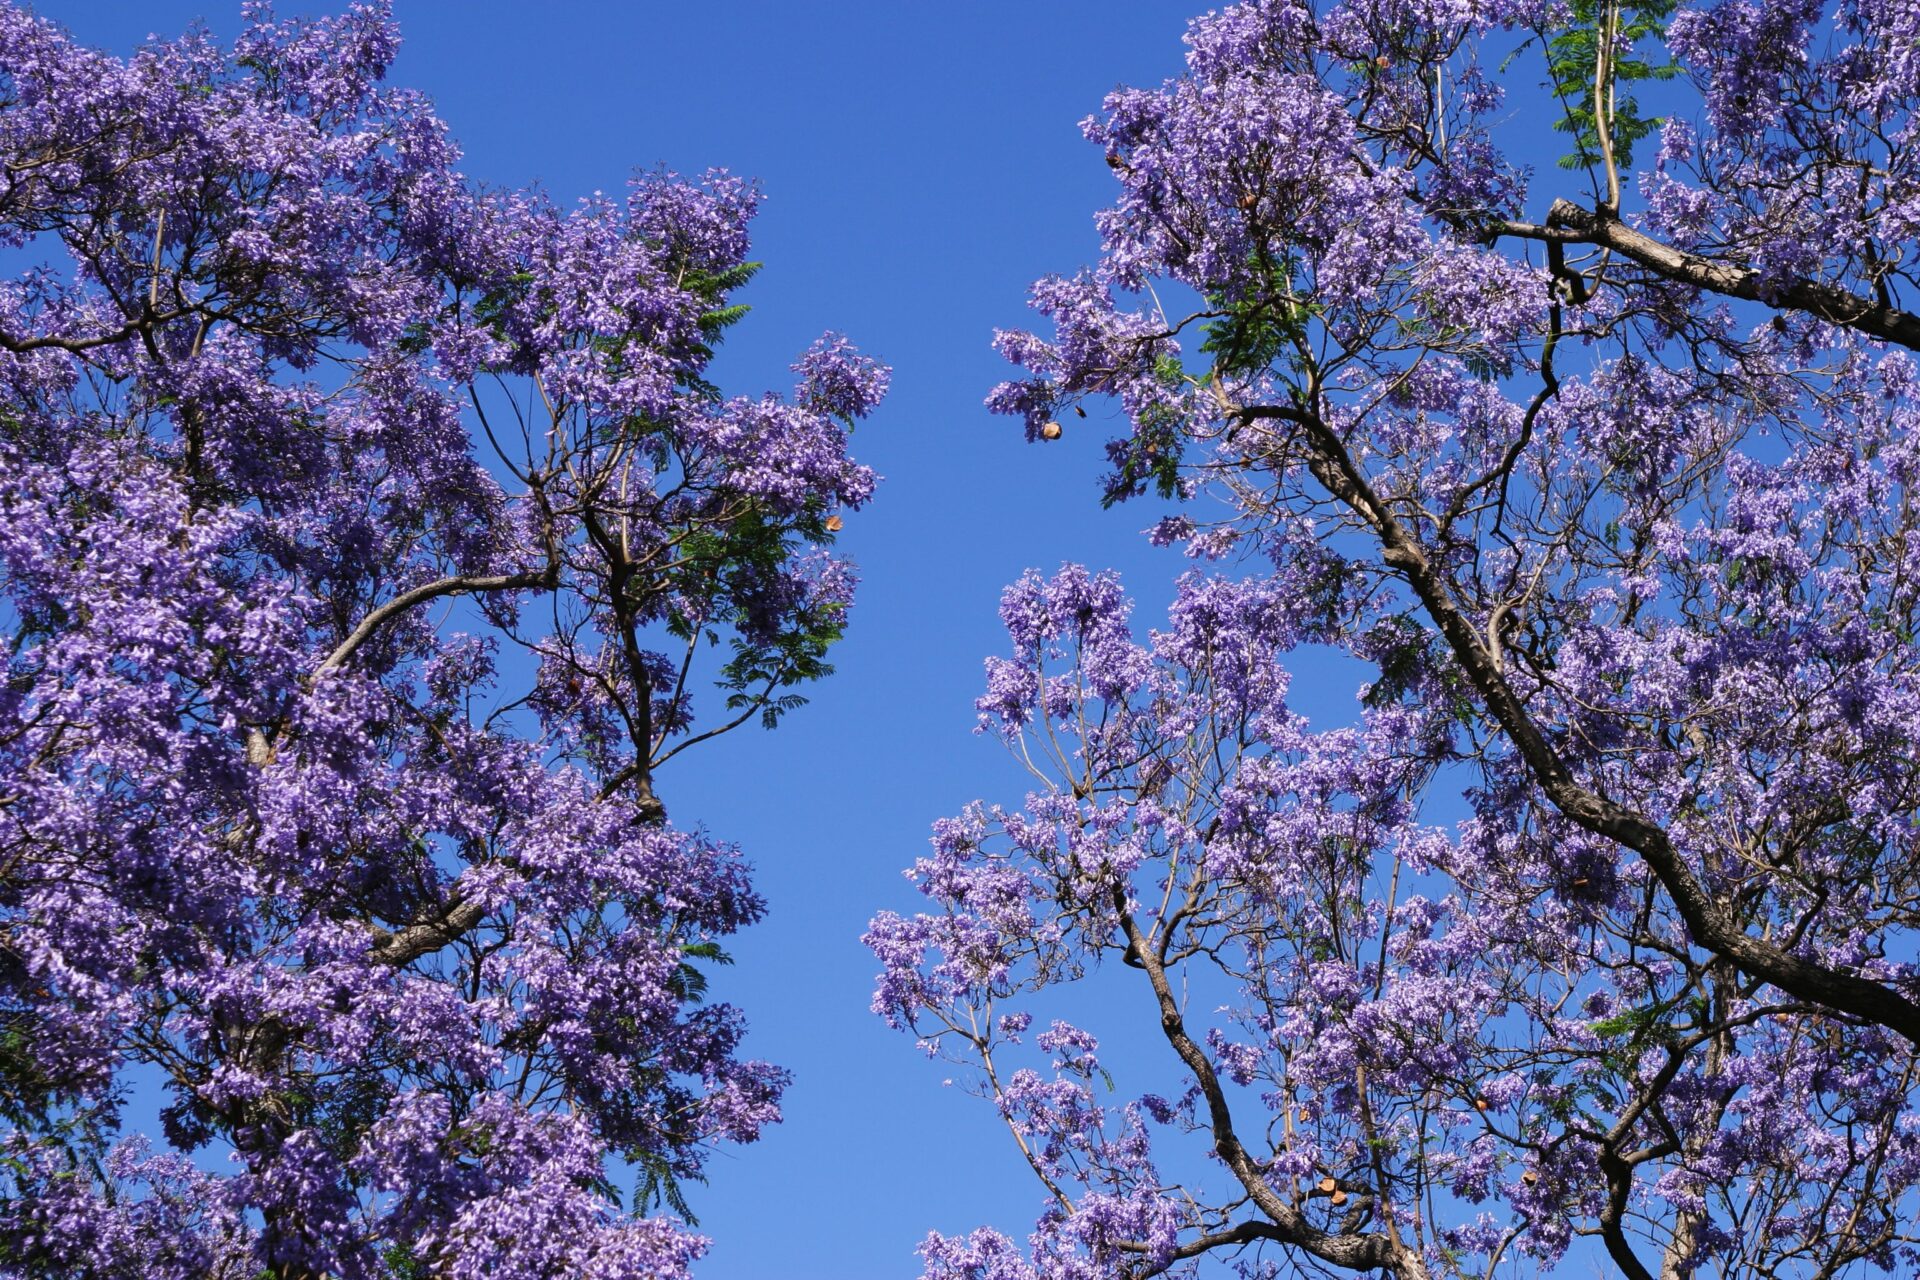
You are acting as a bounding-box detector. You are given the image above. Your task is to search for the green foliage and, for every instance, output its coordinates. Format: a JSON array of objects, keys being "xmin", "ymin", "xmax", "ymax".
[
  {"xmin": 0, "ymin": 1017, "xmax": 60, "ymax": 1134},
  {"xmin": 656, "ymin": 496, "xmax": 846, "ymax": 731},
  {"xmin": 1542, "ymin": 0, "xmax": 1679, "ymax": 172},
  {"xmin": 381, "ymin": 1242, "xmax": 431, "ymax": 1280},
  {"xmin": 1591, "ymin": 994, "xmax": 1705, "ymax": 1078},
  {"xmin": 1199, "ymin": 255, "xmax": 1308, "ymax": 380},
  {"xmin": 1200, "ymin": 295, "xmax": 1300, "ymax": 380},
  {"xmin": 1590, "ymin": 1004, "xmax": 1668, "ymax": 1041},
  {"xmin": 721, "ymin": 611, "xmax": 841, "ymax": 731},
  {"xmin": 1100, "ymin": 354, "xmax": 1194, "ymax": 509},
  {"xmin": 678, "ymin": 261, "xmax": 763, "ymax": 400},
  {"xmin": 631, "ymin": 1148, "xmax": 704, "ymax": 1224},
  {"xmin": 667, "ymin": 940, "xmax": 734, "ymax": 1005}
]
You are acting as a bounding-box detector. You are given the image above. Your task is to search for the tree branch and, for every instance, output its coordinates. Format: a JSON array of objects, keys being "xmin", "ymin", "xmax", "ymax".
[
  {"xmin": 1490, "ymin": 200, "xmax": 1920, "ymax": 350},
  {"xmin": 368, "ymin": 894, "xmax": 487, "ymax": 967},
  {"xmin": 1111, "ymin": 882, "xmax": 1432, "ymax": 1279},
  {"xmin": 0, "ymin": 306, "xmax": 199, "ymax": 355},
  {"xmin": 1243, "ymin": 402, "xmax": 1920, "ymax": 1046},
  {"xmin": 1118, "ymin": 1218, "xmax": 1291, "ymax": 1278},
  {"xmin": 315, "ymin": 569, "xmax": 554, "ymax": 679}
]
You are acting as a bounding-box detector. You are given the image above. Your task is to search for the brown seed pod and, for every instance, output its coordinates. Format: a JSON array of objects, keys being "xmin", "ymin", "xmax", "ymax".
[
  {"xmin": 824, "ymin": 514, "xmax": 844, "ymax": 533},
  {"xmin": 1522, "ymin": 1170, "xmax": 1539, "ymax": 1186},
  {"xmin": 1040, "ymin": 421, "xmax": 1064, "ymax": 440},
  {"xmin": 1329, "ymin": 1189, "xmax": 1349, "ymax": 1206},
  {"xmin": 1073, "ymin": 404, "xmax": 1087, "ymax": 418},
  {"xmin": 1376, "ymin": 54, "xmax": 1391, "ymax": 68},
  {"xmin": 1317, "ymin": 1176, "xmax": 1338, "ymax": 1193},
  {"xmin": 1237, "ymin": 192, "xmax": 1259, "ymax": 210}
]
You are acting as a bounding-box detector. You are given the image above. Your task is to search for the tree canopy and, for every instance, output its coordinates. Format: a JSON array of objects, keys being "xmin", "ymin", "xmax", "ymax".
[
  {"xmin": 870, "ymin": 0, "xmax": 1920, "ymax": 1276},
  {"xmin": 0, "ymin": 5, "xmax": 883, "ymax": 1277}
]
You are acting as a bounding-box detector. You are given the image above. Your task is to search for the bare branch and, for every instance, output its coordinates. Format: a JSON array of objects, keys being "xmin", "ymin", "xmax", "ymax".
[
  {"xmin": 368, "ymin": 895, "xmax": 487, "ymax": 967},
  {"xmin": 315, "ymin": 569, "xmax": 554, "ymax": 679},
  {"xmin": 1490, "ymin": 200, "xmax": 1920, "ymax": 350},
  {"xmin": 1112, "ymin": 881, "xmax": 1433, "ymax": 1278}
]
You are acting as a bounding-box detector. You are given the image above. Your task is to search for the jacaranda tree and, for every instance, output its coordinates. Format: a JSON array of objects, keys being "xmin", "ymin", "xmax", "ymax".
[
  {"xmin": 0, "ymin": 5, "xmax": 884, "ymax": 1277},
  {"xmin": 870, "ymin": 0, "xmax": 1920, "ymax": 1276}
]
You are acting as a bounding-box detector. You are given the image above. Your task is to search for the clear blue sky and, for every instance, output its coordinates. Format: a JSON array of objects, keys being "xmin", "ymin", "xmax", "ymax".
[{"xmin": 39, "ymin": 4, "xmax": 1397, "ymax": 1275}]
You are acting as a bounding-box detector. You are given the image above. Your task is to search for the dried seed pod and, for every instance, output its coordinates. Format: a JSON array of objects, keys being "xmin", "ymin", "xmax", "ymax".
[
  {"xmin": 1040, "ymin": 421, "xmax": 1063, "ymax": 440},
  {"xmin": 824, "ymin": 514, "xmax": 844, "ymax": 533},
  {"xmin": 1317, "ymin": 1176, "xmax": 1338, "ymax": 1193}
]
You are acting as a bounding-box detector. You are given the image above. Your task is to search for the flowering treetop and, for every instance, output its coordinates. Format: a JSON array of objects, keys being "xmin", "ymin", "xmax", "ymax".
[
  {"xmin": 873, "ymin": 0, "xmax": 1920, "ymax": 1276},
  {"xmin": 0, "ymin": 5, "xmax": 884, "ymax": 1278}
]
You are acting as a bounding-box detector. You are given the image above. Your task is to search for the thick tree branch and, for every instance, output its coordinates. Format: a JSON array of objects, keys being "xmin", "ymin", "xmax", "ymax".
[
  {"xmin": 368, "ymin": 894, "xmax": 487, "ymax": 967},
  {"xmin": 1241, "ymin": 402, "xmax": 1920, "ymax": 1046},
  {"xmin": 1118, "ymin": 1218, "xmax": 1291, "ymax": 1277},
  {"xmin": 1491, "ymin": 200, "xmax": 1920, "ymax": 350},
  {"xmin": 579, "ymin": 508, "xmax": 667, "ymax": 823},
  {"xmin": 315, "ymin": 569, "xmax": 554, "ymax": 679},
  {"xmin": 0, "ymin": 305, "xmax": 199, "ymax": 354}
]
